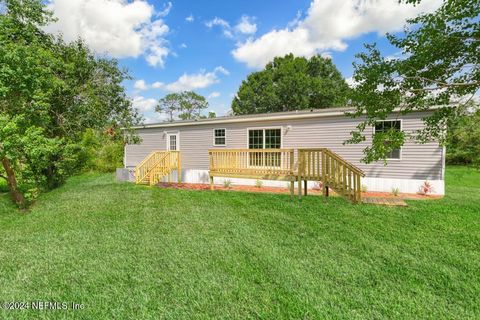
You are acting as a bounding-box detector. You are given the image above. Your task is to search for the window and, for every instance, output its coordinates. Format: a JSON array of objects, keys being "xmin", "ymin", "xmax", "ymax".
[
  {"xmin": 374, "ymin": 120, "xmax": 401, "ymax": 159},
  {"xmin": 213, "ymin": 129, "xmax": 226, "ymax": 146},
  {"xmin": 168, "ymin": 134, "xmax": 178, "ymax": 151},
  {"xmin": 248, "ymin": 128, "xmax": 282, "ymax": 167},
  {"xmin": 248, "ymin": 129, "xmax": 281, "ymax": 149}
]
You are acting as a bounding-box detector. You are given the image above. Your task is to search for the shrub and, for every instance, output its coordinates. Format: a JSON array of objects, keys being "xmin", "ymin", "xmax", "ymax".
[
  {"xmin": 361, "ymin": 184, "xmax": 368, "ymax": 192},
  {"xmin": 391, "ymin": 187, "xmax": 400, "ymax": 196},
  {"xmin": 418, "ymin": 181, "xmax": 434, "ymax": 195},
  {"xmin": 223, "ymin": 179, "xmax": 232, "ymax": 188},
  {"xmin": 255, "ymin": 180, "xmax": 263, "ymax": 188},
  {"xmin": 81, "ymin": 129, "xmax": 124, "ymax": 173}
]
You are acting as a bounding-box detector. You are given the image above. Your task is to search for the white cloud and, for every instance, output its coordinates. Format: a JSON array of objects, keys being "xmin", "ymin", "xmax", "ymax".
[
  {"xmin": 158, "ymin": 2, "xmax": 172, "ymax": 17},
  {"xmin": 185, "ymin": 14, "xmax": 194, "ymax": 22},
  {"xmin": 132, "ymin": 96, "xmax": 157, "ymax": 112},
  {"xmin": 152, "ymin": 81, "xmax": 164, "ymax": 89},
  {"xmin": 165, "ymin": 66, "xmax": 229, "ymax": 92},
  {"xmin": 143, "ymin": 112, "xmax": 168, "ymax": 124},
  {"xmin": 46, "ymin": 0, "xmax": 171, "ymax": 68},
  {"xmin": 134, "ymin": 80, "xmax": 148, "ymax": 91},
  {"xmin": 180, "ymin": 43, "xmax": 187, "ymax": 48},
  {"xmin": 213, "ymin": 66, "xmax": 230, "ymax": 76},
  {"xmin": 134, "ymin": 80, "xmax": 164, "ymax": 91},
  {"xmin": 205, "ymin": 17, "xmax": 233, "ymax": 38},
  {"xmin": 345, "ymin": 76, "xmax": 358, "ymax": 88},
  {"xmin": 232, "ymin": 0, "xmax": 441, "ymax": 69},
  {"xmin": 208, "ymin": 92, "xmax": 221, "ymax": 99},
  {"xmin": 235, "ymin": 16, "xmax": 257, "ymax": 34}
]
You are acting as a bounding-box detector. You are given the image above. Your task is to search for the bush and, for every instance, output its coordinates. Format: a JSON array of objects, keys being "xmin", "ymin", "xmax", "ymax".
[
  {"xmin": 391, "ymin": 187, "xmax": 400, "ymax": 197},
  {"xmin": 446, "ymin": 107, "xmax": 480, "ymax": 168},
  {"xmin": 223, "ymin": 179, "xmax": 232, "ymax": 188},
  {"xmin": 255, "ymin": 180, "xmax": 263, "ymax": 188},
  {"xmin": 81, "ymin": 129, "xmax": 124, "ymax": 173}
]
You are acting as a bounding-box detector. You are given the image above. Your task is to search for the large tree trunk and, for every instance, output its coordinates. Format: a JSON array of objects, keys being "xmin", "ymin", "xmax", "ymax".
[{"xmin": 1, "ymin": 157, "xmax": 26, "ymax": 208}]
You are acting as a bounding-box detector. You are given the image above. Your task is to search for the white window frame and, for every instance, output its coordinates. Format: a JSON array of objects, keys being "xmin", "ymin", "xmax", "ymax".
[
  {"xmin": 166, "ymin": 132, "xmax": 180, "ymax": 151},
  {"xmin": 373, "ymin": 119, "xmax": 402, "ymax": 160},
  {"xmin": 212, "ymin": 128, "xmax": 227, "ymax": 147},
  {"xmin": 246, "ymin": 126, "xmax": 284, "ymax": 149},
  {"xmin": 246, "ymin": 127, "xmax": 284, "ymax": 168}
]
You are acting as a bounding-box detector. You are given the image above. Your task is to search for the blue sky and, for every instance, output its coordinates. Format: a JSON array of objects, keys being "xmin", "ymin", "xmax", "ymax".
[{"xmin": 46, "ymin": 0, "xmax": 441, "ymax": 123}]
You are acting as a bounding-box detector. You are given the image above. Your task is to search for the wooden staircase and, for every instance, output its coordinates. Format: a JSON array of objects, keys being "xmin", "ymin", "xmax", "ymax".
[
  {"xmin": 135, "ymin": 151, "xmax": 181, "ymax": 186},
  {"xmin": 298, "ymin": 148, "xmax": 365, "ymax": 203}
]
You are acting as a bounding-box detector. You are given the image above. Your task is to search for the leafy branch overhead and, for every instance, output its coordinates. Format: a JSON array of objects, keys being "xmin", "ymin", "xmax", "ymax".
[{"xmin": 347, "ymin": 0, "xmax": 479, "ymax": 163}]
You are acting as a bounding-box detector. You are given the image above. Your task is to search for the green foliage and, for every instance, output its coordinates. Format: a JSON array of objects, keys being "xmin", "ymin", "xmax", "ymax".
[
  {"xmin": 391, "ymin": 187, "xmax": 400, "ymax": 197},
  {"xmin": 255, "ymin": 179, "xmax": 263, "ymax": 188},
  {"xmin": 156, "ymin": 91, "xmax": 208, "ymax": 121},
  {"xmin": 223, "ymin": 179, "xmax": 232, "ymax": 188},
  {"xmin": 0, "ymin": 115, "xmax": 84, "ymax": 203},
  {"xmin": 0, "ymin": 0, "xmax": 139, "ymax": 207},
  {"xmin": 81, "ymin": 129, "xmax": 124, "ymax": 173},
  {"xmin": 446, "ymin": 107, "xmax": 480, "ymax": 167},
  {"xmin": 232, "ymin": 54, "xmax": 349, "ymax": 115},
  {"xmin": 156, "ymin": 92, "xmax": 182, "ymax": 122},
  {"xmin": 207, "ymin": 111, "xmax": 216, "ymax": 118},
  {"xmin": 347, "ymin": 0, "xmax": 479, "ymax": 163}
]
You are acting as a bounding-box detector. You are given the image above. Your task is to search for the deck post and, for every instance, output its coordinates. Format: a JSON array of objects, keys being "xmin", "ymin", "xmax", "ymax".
[
  {"xmin": 210, "ymin": 175, "xmax": 214, "ymax": 190},
  {"xmin": 304, "ymin": 180, "xmax": 308, "ymax": 196},
  {"xmin": 298, "ymin": 176, "xmax": 302, "ymax": 199},
  {"xmin": 290, "ymin": 180, "xmax": 294, "ymax": 199},
  {"xmin": 177, "ymin": 152, "xmax": 182, "ymax": 183}
]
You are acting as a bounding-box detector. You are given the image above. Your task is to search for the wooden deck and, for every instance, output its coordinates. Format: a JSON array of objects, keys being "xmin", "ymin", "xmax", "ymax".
[
  {"xmin": 134, "ymin": 148, "xmax": 365, "ymax": 204},
  {"xmin": 209, "ymin": 148, "xmax": 365, "ymax": 203}
]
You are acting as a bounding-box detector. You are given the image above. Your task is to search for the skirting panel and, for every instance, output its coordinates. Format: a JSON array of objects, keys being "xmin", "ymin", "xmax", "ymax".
[{"xmin": 125, "ymin": 168, "xmax": 445, "ymax": 195}]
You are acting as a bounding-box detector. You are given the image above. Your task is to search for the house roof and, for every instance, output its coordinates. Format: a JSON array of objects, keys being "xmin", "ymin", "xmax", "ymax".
[
  {"xmin": 131, "ymin": 107, "xmax": 359, "ymax": 129},
  {"xmin": 131, "ymin": 106, "xmax": 439, "ymax": 130}
]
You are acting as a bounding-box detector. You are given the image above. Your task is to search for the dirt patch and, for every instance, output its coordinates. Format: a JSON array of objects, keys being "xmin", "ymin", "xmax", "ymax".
[
  {"xmin": 155, "ymin": 182, "xmax": 442, "ymax": 200},
  {"xmin": 363, "ymin": 191, "xmax": 442, "ymax": 200}
]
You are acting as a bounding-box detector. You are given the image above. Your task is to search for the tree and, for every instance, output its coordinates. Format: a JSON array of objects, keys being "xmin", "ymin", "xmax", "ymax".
[
  {"xmin": 156, "ymin": 93, "xmax": 182, "ymax": 122},
  {"xmin": 156, "ymin": 91, "xmax": 208, "ymax": 121},
  {"xmin": 446, "ymin": 104, "xmax": 480, "ymax": 168},
  {"xmin": 0, "ymin": 0, "xmax": 140, "ymax": 207},
  {"xmin": 347, "ymin": 0, "xmax": 479, "ymax": 163},
  {"xmin": 232, "ymin": 54, "xmax": 349, "ymax": 115},
  {"xmin": 178, "ymin": 91, "xmax": 208, "ymax": 120}
]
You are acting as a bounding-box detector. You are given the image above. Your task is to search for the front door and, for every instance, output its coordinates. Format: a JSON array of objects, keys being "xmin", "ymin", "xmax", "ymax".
[{"xmin": 167, "ymin": 133, "xmax": 179, "ymax": 151}]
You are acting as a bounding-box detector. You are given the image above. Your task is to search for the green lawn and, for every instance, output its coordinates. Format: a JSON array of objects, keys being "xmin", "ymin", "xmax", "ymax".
[{"xmin": 0, "ymin": 167, "xmax": 479, "ymax": 319}]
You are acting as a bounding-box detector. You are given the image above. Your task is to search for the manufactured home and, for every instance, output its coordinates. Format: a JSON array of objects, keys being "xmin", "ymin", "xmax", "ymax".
[{"xmin": 121, "ymin": 107, "xmax": 445, "ymax": 201}]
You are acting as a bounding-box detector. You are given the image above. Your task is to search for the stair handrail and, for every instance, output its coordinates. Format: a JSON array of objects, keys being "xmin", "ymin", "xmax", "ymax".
[
  {"xmin": 148, "ymin": 151, "xmax": 180, "ymax": 186},
  {"xmin": 135, "ymin": 151, "xmax": 170, "ymax": 183},
  {"xmin": 297, "ymin": 148, "xmax": 364, "ymax": 177}
]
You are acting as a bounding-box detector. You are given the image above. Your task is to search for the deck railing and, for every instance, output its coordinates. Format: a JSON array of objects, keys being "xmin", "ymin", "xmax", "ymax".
[
  {"xmin": 209, "ymin": 149, "xmax": 295, "ymax": 178},
  {"xmin": 298, "ymin": 148, "xmax": 365, "ymax": 203},
  {"xmin": 135, "ymin": 151, "xmax": 181, "ymax": 185},
  {"xmin": 208, "ymin": 148, "xmax": 365, "ymax": 204}
]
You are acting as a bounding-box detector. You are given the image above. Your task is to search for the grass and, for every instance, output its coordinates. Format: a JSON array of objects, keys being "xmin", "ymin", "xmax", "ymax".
[{"xmin": 0, "ymin": 166, "xmax": 479, "ymax": 319}]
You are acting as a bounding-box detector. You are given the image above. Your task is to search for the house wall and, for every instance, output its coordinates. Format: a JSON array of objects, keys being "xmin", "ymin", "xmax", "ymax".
[{"xmin": 125, "ymin": 111, "xmax": 445, "ymax": 194}]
